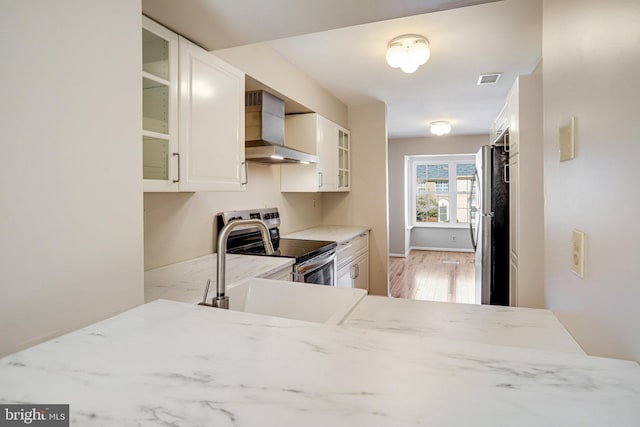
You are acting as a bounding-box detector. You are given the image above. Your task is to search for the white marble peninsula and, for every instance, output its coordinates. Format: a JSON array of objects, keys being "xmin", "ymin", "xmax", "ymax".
[
  {"xmin": 344, "ymin": 296, "xmax": 586, "ymax": 354},
  {"xmin": 2, "ymin": 252, "xmax": 639, "ymax": 425},
  {"xmin": 0, "ymin": 298, "xmax": 639, "ymax": 426}
]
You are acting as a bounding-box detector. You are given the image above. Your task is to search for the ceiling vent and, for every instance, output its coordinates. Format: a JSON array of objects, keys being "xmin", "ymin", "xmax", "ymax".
[{"xmin": 477, "ymin": 73, "xmax": 502, "ymax": 85}]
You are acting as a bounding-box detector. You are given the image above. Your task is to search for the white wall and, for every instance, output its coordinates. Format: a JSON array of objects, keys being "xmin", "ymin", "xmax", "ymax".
[
  {"xmin": 0, "ymin": 1, "xmax": 143, "ymax": 356},
  {"xmin": 323, "ymin": 102, "xmax": 389, "ymax": 296},
  {"xmin": 410, "ymin": 228, "xmax": 474, "ymax": 252},
  {"xmin": 387, "ymin": 135, "xmax": 486, "ymax": 255},
  {"xmin": 214, "ymin": 43, "xmax": 348, "ymax": 128},
  {"xmin": 543, "ymin": 0, "xmax": 640, "ymax": 361}
]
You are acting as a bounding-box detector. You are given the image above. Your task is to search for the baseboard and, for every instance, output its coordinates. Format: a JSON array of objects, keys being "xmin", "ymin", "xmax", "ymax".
[
  {"xmin": 389, "ymin": 252, "xmax": 408, "ymax": 258},
  {"xmin": 409, "ymin": 246, "xmax": 474, "ymax": 253}
]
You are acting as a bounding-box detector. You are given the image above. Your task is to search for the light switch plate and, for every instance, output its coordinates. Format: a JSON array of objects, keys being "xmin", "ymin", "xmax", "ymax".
[
  {"xmin": 572, "ymin": 229, "xmax": 585, "ymax": 278},
  {"xmin": 559, "ymin": 117, "xmax": 576, "ymax": 161}
]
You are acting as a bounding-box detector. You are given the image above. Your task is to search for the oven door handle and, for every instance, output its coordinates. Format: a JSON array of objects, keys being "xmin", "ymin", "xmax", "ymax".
[{"xmin": 295, "ymin": 251, "xmax": 336, "ymax": 275}]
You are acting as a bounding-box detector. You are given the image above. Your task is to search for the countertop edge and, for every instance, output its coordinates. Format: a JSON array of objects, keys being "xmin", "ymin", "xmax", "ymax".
[{"xmin": 283, "ymin": 225, "xmax": 371, "ymax": 244}]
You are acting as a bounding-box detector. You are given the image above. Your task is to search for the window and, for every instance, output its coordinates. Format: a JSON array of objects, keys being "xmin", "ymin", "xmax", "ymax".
[
  {"xmin": 455, "ymin": 163, "xmax": 475, "ymax": 224},
  {"xmin": 415, "ymin": 164, "xmax": 449, "ymax": 223},
  {"xmin": 411, "ymin": 155, "xmax": 475, "ymax": 226}
]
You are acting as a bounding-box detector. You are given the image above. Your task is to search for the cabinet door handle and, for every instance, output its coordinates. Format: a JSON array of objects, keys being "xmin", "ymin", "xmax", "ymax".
[
  {"xmin": 355, "ymin": 264, "xmax": 360, "ymax": 279},
  {"xmin": 241, "ymin": 161, "xmax": 248, "ymax": 185},
  {"xmin": 172, "ymin": 152, "xmax": 180, "ymax": 183},
  {"xmin": 503, "ymin": 164, "xmax": 510, "ymax": 184},
  {"xmin": 318, "ymin": 172, "xmax": 323, "ymax": 188},
  {"xmin": 504, "ymin": 133, "xmax": 510, "ymax": 153}
]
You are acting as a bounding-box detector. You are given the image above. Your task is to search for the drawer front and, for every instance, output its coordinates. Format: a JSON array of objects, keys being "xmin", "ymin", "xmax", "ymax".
[
  {"xmin": 336, "ymin": 241, "xmax": 354, "ymax": 268},
  {"xmin": 351, "ymin": 233, "xmax": 369, "ymax": 258}
]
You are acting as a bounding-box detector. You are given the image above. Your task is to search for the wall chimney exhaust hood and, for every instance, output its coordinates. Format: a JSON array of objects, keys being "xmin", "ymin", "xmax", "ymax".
[{"xmin": 245, "ymin": 91, "xmax": 318, "ymax": 164}]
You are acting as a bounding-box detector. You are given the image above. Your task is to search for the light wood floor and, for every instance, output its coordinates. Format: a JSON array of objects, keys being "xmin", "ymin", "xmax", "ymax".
[{"xmin": 389, "ymin": 250, "xmax": 476, "ymax": 304}]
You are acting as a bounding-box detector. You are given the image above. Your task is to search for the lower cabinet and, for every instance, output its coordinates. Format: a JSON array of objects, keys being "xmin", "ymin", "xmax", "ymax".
[
  {"xmin": 337, "ymin": 264, "xmax": 352, "ymax": 288},
  {"xmin": 352, "ymin": 252, "xmax": 369, "ymax": 291},
  {"xmin": 336, "ymin": 232, "xmax": 369, "ymax": 292}
]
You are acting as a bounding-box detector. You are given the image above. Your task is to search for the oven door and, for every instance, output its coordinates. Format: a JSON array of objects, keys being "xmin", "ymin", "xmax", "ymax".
[{"xmin": 293, "ymin": 250, "xmax": 337, "ymax": 286}]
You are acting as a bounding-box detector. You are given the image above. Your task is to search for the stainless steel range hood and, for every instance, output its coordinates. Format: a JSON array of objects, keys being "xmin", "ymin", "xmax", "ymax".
[{"xmin": 245, "ymin": 91, "xmax": 318, "ymax": 164}]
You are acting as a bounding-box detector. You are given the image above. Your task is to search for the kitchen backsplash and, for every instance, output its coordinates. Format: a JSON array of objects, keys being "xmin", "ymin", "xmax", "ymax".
[{"xmin": 143, "ymin": 163, "xmax": 322, "ymax": 270}]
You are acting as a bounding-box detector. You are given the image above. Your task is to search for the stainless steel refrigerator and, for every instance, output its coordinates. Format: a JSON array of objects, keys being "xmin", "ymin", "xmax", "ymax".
[{"xmin": 469, "ymin": 143, "xmax": 510, "ymax": 305}]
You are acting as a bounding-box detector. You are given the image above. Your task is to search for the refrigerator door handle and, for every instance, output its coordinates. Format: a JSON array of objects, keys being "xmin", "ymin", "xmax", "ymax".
[
  {"xmin": 469, "ymin": 206, "xmax": 477, "ymax": 250},
  {"xmin": 469, "ymin": 170, "xmax": 480, "ymax": 250}
]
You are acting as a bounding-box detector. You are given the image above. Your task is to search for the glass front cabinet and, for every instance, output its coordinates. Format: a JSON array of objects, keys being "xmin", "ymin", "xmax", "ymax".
[
  {"xmin": 142, "ymin": 16, "xmax": 246, "ymax": 192},
  {"xmin": 281, "ymin": 114, "xmax": 350, "ymax": 193},
  {"xmin": 142, "ymin": 16, "xmax": 179, "ymax": 191},
  {"xmin": 338, "ymin": 128, "xmax": 350, "ymax": 191}
]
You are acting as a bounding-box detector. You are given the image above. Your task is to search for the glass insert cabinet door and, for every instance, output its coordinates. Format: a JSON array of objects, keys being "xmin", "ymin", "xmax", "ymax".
[
  {"xmin": 142, "ymin": 17, "xmax": 178, "ymax": 190},
  {"xmin": 338, "ymin": 129, "xmax": 350, "ymax": 190}
]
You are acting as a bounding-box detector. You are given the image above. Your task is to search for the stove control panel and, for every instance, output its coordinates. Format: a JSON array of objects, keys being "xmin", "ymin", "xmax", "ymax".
[{"xmin": 218, "ymin": 207, "xmax": 281, "ymax": 229}]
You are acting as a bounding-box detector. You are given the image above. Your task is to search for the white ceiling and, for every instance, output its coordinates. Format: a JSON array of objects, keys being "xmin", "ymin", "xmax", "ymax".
[
  {"xmin": 142, "ymin": 0, "xmax": 542, "ymax": 139},
  {"xmin": 142, "ymin": 0, "xmax": 497, "ymax": 49}
]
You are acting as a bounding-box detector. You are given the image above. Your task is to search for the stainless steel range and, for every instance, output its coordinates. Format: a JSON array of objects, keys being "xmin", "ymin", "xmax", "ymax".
[{"xmin": 217, "ymin": 208, "xmax": 337, "ymax": 286}]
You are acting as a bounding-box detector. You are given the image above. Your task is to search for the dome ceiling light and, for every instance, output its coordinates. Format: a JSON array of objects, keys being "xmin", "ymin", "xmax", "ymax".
[
  {"xmin": 385, "ymin": 34, "xmax": 430, "ymax": 74},
  {"xmin": 430, "ymin": 121, "xmax": 452, "ymax": 136}
]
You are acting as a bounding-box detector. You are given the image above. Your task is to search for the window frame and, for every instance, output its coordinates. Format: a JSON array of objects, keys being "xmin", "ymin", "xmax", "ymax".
[{"xmin": 409, "ymin": 154, "xmax": 476, "ymax": 229}]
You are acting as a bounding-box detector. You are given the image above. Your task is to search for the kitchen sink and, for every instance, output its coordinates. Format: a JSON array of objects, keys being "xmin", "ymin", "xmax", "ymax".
[{"xmin": 223, "ymin": 278, "xmax": 367, "ymax": 324}]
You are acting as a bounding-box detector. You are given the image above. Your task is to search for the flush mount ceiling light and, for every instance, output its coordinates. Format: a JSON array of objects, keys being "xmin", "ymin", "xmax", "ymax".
[
  {"xmin": 385, "ymin": 34, "xmax": 430, "ymax": 74},
  {"xmin": 430, "ymin": 121, "xmax": 452, "ymax": 136}
]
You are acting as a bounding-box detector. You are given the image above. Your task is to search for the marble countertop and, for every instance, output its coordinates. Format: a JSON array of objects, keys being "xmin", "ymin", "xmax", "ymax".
[
  {"xmin": 145, "ymin": 253, "xmax": 581, "ymax": 354},
  {"xmin": 144, "ymin": 254, "xmax": 294, "ymax": 304},
  {"xmin": 344, "ymin": 296, "xmax": 585, "ymax": 354},
  {"xmin": 283, "ymin": 225, "xmax": 370, "ymax": 244},
  {"xmin": 1, "ymin": 300, "xmax": 638, "ymax": 426}
]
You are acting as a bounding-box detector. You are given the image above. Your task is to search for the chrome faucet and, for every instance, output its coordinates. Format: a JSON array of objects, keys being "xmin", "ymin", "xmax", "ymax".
[{"xmin": 201, "ymin": 219, "xmax": 274, "ymax": 309}]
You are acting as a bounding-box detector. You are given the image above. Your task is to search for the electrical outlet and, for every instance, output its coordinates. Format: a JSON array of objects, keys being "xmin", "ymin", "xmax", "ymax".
[
  {"xmin": 451, "ymin": 235, "xmax": 457, "ymax": 242},
  {"xmin": 572, "ymin": 229, "xmax": 585, "ymax": 278}
]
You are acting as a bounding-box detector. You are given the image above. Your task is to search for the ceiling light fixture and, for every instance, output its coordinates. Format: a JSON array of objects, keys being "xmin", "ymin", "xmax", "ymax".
[
  {"xmin": 430, "ymin": 121, "xmax": 451, "ymax": 136},
  {"xmin": 385, "ymin": 34, "xmax": 430, "ymax": 74}
]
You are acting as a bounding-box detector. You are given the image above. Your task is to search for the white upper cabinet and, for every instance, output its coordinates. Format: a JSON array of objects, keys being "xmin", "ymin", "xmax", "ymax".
[
  {"xmin": 142, "ymin": 17, "xmax": 246, "ymax": 192},
  {"xmin": 178, "ymin": 37, "xmax": 245, "ymax": 191},
  {"xmin": 316, "ymin": 115, "xmax": 338, "ymax": 191},
  {"xmin": 338, "ymin": 128, "xmax": 350, "ymax": 191},
  {"xmin": 281, "ymin": 113, "xmax": 350, "ymax": 193},
  {"xmin": 142, "ymin": 16, "xmax": 179, "ymax": 192}
]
